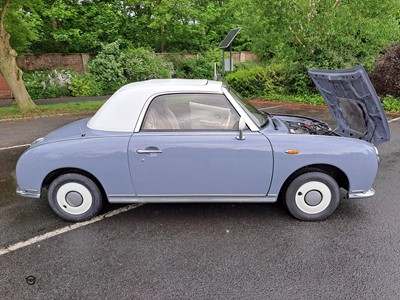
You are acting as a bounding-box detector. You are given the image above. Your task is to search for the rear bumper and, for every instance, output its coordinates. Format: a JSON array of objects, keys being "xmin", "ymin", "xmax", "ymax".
[
  {"xmin": 16, "ymin": 187, "xmax": 41, "ymax": 199},
  {"xmin": 349, "ymin": 188, "xmax": 375, "ymax": 199}
]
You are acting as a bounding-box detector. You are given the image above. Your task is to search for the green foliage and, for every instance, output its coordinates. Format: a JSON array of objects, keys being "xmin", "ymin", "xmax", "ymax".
[
  {"xmin": 123, "ymin": 48, "xmax": 173, "ymax": 82},
  {"xmin": 2, "ymin": 0, "xmax": 44, "ymax": 54},
  {"xmin": 225, "ymin": 67, "xmax": 267, "ymax": 97},
  {"xmin": 70, "ymin": 73, "xmax": 104, "ymax": 97},
  {"xmin": 174, "ymin": 51, "xmax": 220, "ymax": 79},
  {"xmin": 239, "ymin": 0, "xmax": 400, "ymax": 71},
  {"xmin": 30, "ymin": 0, "xmax": 248, "ymax": 54},
  {"xmin": 280, "ymin": 62, "xmax": 314, "ymax": 94},
  {"xmin": 33, "ymin": 0, "xmax": 125, "ymax": 54},
  {"xmin": 132, "ymin": 0, "xmax": 248, "ymax": 53},
  {"xmin": 225, "ymin": 63, "xmax": 287, "ymax": 97},
  {"xmin": 87, "ymin": 41, "xmax": 127, "ymax": 94},
  {"xmin": 263, "ymin": 92, "xmax": 325, "ymax": 105},
  {"xmin": 23, "ymin": 69, "xmax": 74, "ymax": 99},
  {"xmin": 78, "ymin": 42, "xmax": 173, "ymax": 95},
  {"xmin": 233, "ymin": 61, "xmax": 261, "ymax": 71},
  {"xmin": 382, "ymin": 96, "xmax": 400, "ymax": 113},
  {"xmin": 175, "ymin": 56, "xmax": 211, "ymax": 79}
]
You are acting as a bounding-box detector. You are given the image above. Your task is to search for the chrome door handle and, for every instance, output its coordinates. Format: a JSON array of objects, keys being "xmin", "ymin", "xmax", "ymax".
[{"xmin": 136, "ymin": 149, "xmax": 163, "ymax": 154}]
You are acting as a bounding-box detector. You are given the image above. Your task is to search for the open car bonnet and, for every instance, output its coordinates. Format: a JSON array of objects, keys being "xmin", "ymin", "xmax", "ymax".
[{"xmin": 308, "ymin": 65, "xmax": 390, "ymax": 145}]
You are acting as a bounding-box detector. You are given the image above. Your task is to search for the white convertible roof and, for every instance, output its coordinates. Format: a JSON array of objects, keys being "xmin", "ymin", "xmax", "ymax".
[{"xmin": 87, "ymin": 79, "xmax": 224, "ymax": 132}]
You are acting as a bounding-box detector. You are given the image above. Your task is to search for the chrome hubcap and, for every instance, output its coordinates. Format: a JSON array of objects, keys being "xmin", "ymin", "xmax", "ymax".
[
  {"xmin": 304, "ymin": 190, "xmax": 323, "ymax": 206},
  {"xmin": 65, "ymin": 191, "xmax": 84, "ymax": 207}
]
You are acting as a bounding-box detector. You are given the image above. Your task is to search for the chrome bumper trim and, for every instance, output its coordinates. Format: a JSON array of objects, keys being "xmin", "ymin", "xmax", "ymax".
[
  {"xmin": 16, "ymin": 188, "xmax": 41, "ymax": 199},
  {"xmin": 349, "ymin": 188, "xmax": 375, "ymax": 199}
]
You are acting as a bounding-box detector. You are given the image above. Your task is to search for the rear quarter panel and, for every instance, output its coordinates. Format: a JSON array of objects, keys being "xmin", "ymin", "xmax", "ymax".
[{"xmin": 16, "ymin": 135, "xmax": 135, "ymax": 197}]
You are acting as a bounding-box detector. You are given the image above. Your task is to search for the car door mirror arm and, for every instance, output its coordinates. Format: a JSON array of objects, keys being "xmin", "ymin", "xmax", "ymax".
[{"xmin": 236, "ymin": 117, "xmax": 246, "ymax": 141}]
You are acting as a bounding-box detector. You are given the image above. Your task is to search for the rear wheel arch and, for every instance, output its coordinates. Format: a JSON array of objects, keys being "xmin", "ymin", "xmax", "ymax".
[
  {"xmin": 47, "ymin": 173, "xmax": 104, "ymax": 222},
  {"xmin": 42, "ymin": 168, "xmax": 107, "ymax": 201}
]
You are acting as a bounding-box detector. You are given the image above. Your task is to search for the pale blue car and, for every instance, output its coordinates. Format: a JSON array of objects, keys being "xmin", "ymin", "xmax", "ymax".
[{"xmin": 16, "ymin": 66, "xmax": 389, "ymax": 222}]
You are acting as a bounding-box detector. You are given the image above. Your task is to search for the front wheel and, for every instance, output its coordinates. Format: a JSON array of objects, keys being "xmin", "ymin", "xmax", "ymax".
[
  {"xmin": 285, "ymin": 172, "xmax": 340, "ymax": 221},
  {"xmin": 48, "ymin": 173, "xmax": 103, "ymax": 222}
]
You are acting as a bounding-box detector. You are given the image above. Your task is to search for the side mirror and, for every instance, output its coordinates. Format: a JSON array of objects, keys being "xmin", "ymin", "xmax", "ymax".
[{"xmin": 236, "ymin": 117, "xmax": 246, "ymax": 140}]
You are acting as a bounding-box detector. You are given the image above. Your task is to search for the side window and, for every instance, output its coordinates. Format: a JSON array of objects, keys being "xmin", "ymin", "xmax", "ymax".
[{"xmin": 141, "ymin": 94, "xmax": 240, "ymax": 131}]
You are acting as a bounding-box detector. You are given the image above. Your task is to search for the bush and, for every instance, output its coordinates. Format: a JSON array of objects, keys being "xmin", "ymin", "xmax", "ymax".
[
  {"xmin": 225, "ymin": 67, "xmax": 267, "ymax": 97},
  {"xmin": 88, "ymin": 42, "xmax": 173, "ymax": 94},
  {"xmin": 232, "ymin": 61, "xmax": 261, "ymax": 72},
  {"xmin": 369, "ymin": 44, "xmax": 400, "ymax": 98},
  {"xmin": 70, "ymin": 73, "xmax": 104, "ymax": 97},
  {"xmin": 173, "ymin": 50, "xmax": 221, "ymax": 79},
  {"xmin": 382, "ymin": 96, "xmax": 400, "ymax": 112},
  {"xmin": 175, "ymin": 56, "xmax": 214, "ymax": 79},
  {"xmin": 225, "ymin": 64, "xmax": 287, "ymax": 98},
  {"xmin": 24, "ymin": 69, "xmax": 75, "ymax": 99},
  {"xmin": 280, "ymin": 62, "xmax": 314, "ymax": 95},
  {"xmin": 87, "ymin": 41, "xmax": 127, "ymax": 94},
  {"xmin": 123, "ymin": 48, "xmax": 173, "ymax": 82}
]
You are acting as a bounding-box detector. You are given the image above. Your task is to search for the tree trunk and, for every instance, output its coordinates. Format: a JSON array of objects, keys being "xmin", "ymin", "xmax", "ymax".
[{"xmin": 0, "ymin": 0, "xmax": 36, "ymax": 112}]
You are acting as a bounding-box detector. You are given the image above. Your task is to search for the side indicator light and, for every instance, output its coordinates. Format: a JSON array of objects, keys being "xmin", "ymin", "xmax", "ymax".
[{"xmin": 285, "ymin": 149, "xmax": 299, "ymax": 155}]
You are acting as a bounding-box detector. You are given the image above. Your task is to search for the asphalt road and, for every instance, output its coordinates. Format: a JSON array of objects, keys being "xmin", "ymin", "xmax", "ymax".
[{"xmin": 1, "ymin": 107, "xmax": 400, "ymax": 299}]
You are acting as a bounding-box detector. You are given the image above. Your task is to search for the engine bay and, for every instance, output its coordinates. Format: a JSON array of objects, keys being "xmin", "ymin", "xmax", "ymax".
[{"xmin": 274, "ymin": 114, "xmax": 338, "ymax": 136}]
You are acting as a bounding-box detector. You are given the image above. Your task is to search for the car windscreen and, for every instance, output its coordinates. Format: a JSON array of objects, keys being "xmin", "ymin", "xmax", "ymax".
[{"xmin": 228, "ymin": 88, "xmax": 269, "ymax": 128}]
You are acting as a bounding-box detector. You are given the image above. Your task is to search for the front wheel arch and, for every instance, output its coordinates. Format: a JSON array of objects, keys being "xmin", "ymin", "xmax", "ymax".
[{"xmin": 278, "ymin": 164, "xmax": 349, "ymax": 203}]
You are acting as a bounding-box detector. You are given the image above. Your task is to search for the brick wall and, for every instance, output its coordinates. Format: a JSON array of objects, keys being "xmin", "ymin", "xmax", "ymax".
[
  {"xmin": 0, "ymin": 76, "xmax": 12, "ymax": 100},
  {"xmin": 157, "ymin": 51, "xmax": 257, "ymax": 63},
  {"xmin": 231, "ymin": 51, "xmax": 258, "ymax": 63},
  {"xmin": 15, "ymin": 51, "xmax": 256, "ymax": 74},
  {"xmin": 17, "ymin": 53, "xmax": 90, "ymax": 73},
  {"xmin": 0, "ymin": 51, "xmax": 257, "ymax": 101}
]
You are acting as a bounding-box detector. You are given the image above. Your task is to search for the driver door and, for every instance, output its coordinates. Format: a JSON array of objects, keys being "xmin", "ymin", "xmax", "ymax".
[{"xmin": 128, "ymin": 93, "xmax": 273, "ymax": 197}]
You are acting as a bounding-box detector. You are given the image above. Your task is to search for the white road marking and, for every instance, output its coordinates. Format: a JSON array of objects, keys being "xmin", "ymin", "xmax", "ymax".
[
  {"xmin": 0, "ymin": 144, "xmax": 30, "ymax": 151},
  {"xmin": 389, "ymin": 117, "xmax": 400, "ymax": 123},
  {"xmin": 0, "ymin": 203, "xmax": 144, "ymax": 256}
]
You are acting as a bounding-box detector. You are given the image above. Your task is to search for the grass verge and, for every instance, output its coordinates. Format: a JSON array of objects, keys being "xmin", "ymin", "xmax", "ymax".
[{"xmin": 0, "ymin": 100, "xmax": 106, "ymax": 120}]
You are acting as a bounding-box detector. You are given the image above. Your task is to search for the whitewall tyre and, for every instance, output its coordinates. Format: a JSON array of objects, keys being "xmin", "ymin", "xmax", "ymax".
[
  {"xmin": 48, "ymin": 173, "xmax": 103, "ymax": 222},
  {"xmin": 285, "ymin": 172, "xmax": 340, "ymax": 221}
]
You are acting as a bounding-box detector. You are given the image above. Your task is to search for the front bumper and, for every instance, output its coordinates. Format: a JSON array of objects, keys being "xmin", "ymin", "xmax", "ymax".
[
  {"xmin": 16, "ymin": 187, "xmax": 41, "ymax": 199},
  {"xmin": 348, "ymin": 188, "xmax": 375, "ymax": 199}
]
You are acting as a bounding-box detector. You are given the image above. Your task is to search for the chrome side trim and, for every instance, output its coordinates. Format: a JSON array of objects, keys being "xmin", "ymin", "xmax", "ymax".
[
  {"xmin": 16, "ymin": 188, "xmax": 41, "ymax": 199},
  {"xmin": 108, "ymin": 195, "xmax": 277, "ymax": 204},
  {"xmin": 138, "ymin": 193, "xmax": 266, "ymax": 197},
  {"xmin": 349, "ymin": 188, "xmax": 375, "ymax": 199}
]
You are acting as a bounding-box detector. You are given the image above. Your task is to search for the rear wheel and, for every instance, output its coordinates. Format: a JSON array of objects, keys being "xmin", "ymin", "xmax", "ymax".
[
  {"xmin": 48, "ymin": 173, "xmax": 103, "ymax": 222},
  {"xmin": 285, "ymin": 172, "xmax": 340, "ymax": 221}
]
